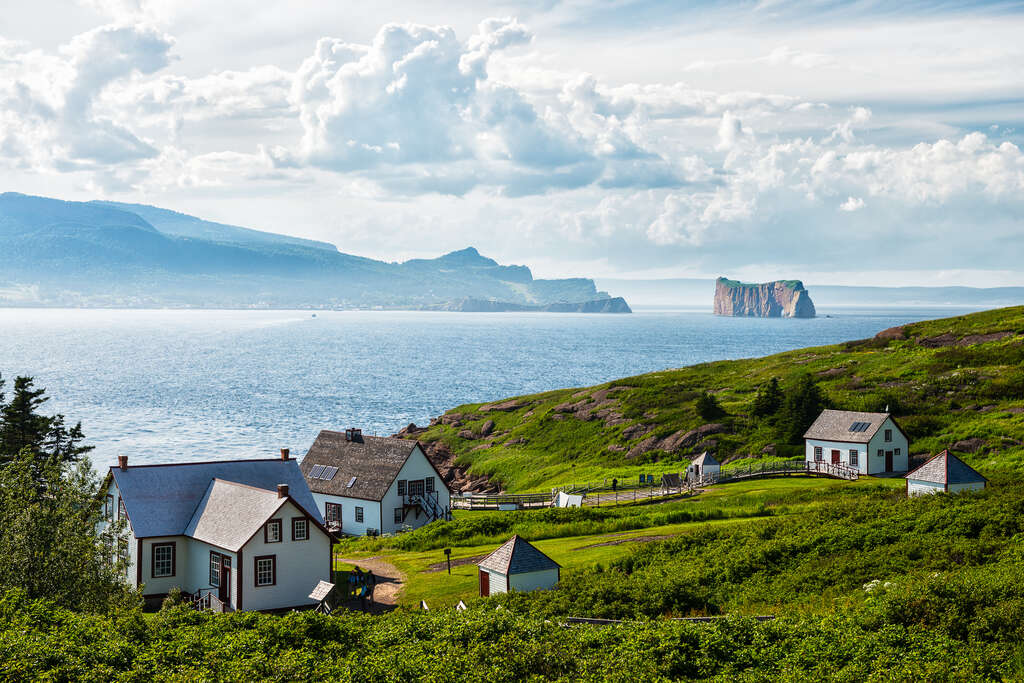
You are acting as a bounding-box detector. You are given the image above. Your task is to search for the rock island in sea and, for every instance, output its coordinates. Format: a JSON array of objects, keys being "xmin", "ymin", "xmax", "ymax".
[{"xmin": 713, "ymin": 277, "xmax": 816, "ymax": 318}]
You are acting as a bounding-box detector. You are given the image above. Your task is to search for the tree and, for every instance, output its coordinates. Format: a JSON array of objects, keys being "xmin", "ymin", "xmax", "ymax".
[
  {"xmin": 695, "ymin": 391, "xmax": 726, "ymax": 421},
  {"xmin": 776, "ymin": 374, "xmax": 827, "ymax": 444},
  {"xmin": 0, "ymin": 448, "xmax": 134, "ymax": 611},
  {"xmin": 0, "ymin": 375, "xmax": 92, "ymax": 470},
  {"xmin": 751, "ymin": 377, "xmax": 783, "ymax": 420}
]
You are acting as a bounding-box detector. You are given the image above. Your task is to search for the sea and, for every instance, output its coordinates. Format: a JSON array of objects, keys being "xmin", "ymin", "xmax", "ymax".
[{"xmin": 0, "ymin": 306, "xmax": 980, "ymax": 467}]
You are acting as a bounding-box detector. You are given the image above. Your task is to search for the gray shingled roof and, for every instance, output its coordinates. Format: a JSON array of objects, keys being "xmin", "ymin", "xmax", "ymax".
[
  {"xmin": 906, "ymin": 450, "xmax": 987, "ymax": 485},
  {"xmin": 110, "ymin": 458, "xmax": 322, "ymax": 538},
  {"xmin": 300, "ymin": 431, "xmax": 430, "ymax": 501},
  {"xmin": 478, "ymin": 535, "xmax": 560, "ymax": 575},
  {"xmin": 803, "ymin": 410, "xmax": 893, "ymax": 443},
  {"xmin": 690, "ymin": 452, "xmax": 719, "ymax": 467},
  {"xmin": 184, "ymin": 479, "xmax": 290, "ymax": 552}
]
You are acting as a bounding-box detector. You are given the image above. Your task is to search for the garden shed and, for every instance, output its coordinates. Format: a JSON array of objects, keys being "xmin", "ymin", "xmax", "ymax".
[
  {"xmin": 687, "ymin": 452, "xmax": 720, "ymax": 482},
  {"xmin": 477, "ymin": 535, "xmax": 560, "ymax": 597},
  {"xmin": 906, "ymin": 450, "xmax": 987, "ymax": 496}
]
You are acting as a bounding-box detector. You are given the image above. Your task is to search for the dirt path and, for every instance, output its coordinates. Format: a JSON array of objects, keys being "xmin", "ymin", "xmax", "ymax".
[{"xmin": 337, "ymin": 556, "xmax": 405, "ymax": 612}]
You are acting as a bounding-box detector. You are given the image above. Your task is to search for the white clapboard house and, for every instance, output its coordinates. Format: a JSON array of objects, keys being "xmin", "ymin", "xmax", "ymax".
[
  {"xmin": 804, "ymin": 410, "xmax": 909, "ymax": 474},
  {"xmin": 300, "ymin": 428, "xmax": 451, "ymax": 536},
  {"xmin": 905, "ymin": 450, "xmax": 987, "ymax": 496},
  {"xmin": 477, "ymin": 535, "xmax": 560, "ymax": 597},
  {"xmin": 687, "ymin": 451, "xmax": 721, "ymax": 483},
  {"xmin": 101, "ymin": 451, "xmax": 332, "ymax": 612}
]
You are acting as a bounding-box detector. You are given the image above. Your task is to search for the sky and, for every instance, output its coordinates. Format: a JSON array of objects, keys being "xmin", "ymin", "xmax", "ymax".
[{"xmin": 0, "ymin": 1, "xmax": 1022, "ymax": 286}]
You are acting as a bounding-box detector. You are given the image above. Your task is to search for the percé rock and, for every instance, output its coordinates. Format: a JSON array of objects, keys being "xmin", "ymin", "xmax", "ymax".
[{"xmin": 713, "ymin": 277, "xmax": 816, "ymax": 318}]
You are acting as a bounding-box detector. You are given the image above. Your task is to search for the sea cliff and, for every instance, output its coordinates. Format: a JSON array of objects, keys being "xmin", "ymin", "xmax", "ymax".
[{"xmin": 714, "ymin": 277, "xmax": 816, "ymax": 318}]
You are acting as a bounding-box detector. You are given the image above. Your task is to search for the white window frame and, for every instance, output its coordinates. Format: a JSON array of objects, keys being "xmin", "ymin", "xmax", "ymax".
[
  {"xmin": 355, "ymin": 506, "xmax": 364, "ymax": 524},
  {"xmin": 813, "ymin": 446, "xmax": 823, "ymax": 462},
  {"xmin": 152, "ymin": 543, "xmax": 174, "ymax": 578},
  {"xmin": 849, "ymin": 449, "xmax": 858, "ymax": 466}
]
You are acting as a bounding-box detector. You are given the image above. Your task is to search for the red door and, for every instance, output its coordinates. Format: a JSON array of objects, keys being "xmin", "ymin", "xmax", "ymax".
[
  {"xmin": 479, "ymin": 569, "xmax": 490, "ymax": 597},
  {"xmin": 219, "ymin": 556, "xmax": 231, "ymax": 603},
  {"xmin": 831, "ymin": 450, "xmax": 840, "ymax": 465},
  {"xmin": 885, "ymin": 451, "xmax": 893, "ymax": 472}
]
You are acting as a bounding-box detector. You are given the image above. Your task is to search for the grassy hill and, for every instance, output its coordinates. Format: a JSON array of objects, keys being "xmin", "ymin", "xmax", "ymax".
[{"xmin": 411, "ymin": 306, "xmax": 1024, "ymax": 490}]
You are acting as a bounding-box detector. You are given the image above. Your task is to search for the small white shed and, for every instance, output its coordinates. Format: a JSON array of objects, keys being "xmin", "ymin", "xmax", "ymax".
[
  {"xmin": 687, "ymin": 452, "xmax": 720, "ymax": 482},
  {"xmin": 906, "ymin": 450, "xmax": 987, "ymax": 497},
  {"xmin": 477, "ymin": 535, "xmax": 560, "ymax": 597}
]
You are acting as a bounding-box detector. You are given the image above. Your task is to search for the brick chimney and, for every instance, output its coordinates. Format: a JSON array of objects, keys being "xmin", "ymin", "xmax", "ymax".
[
  {"xmin": 118, "ymin": 455, "xmax": 128, "ymax": 470},
  {"xmin": 280, "ymin": 448, "xmax": 290, "ymax": 460},
  {"xmin": 277, "ymin": 484, "xmax": 289, "ymax": 499}
]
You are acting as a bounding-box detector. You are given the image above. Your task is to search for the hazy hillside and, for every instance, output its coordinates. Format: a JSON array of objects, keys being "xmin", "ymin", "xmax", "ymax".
[
  {"xmin": 0, "ymin": 193, "xmax": 615, "ymax": 309},
  {"xmin": 407, "ymin": 306, "xmax": 1024, "ymax": 490}
]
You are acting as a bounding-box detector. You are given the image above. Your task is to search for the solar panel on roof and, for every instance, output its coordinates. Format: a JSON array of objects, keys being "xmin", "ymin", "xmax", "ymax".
[
  {"xmin": 310, "ymin": 464, "xmax": 326, "ymax": 479},
  {"xmin": 346, "ymin": 476, "xmax": 357, "ymax": 488},
  {"xmin": 323, "ymin": 466, "xmax": 338, "ymax": 481},
  {"xmin": 848, "ymin": 421, "xmax": 870, "ymax": 433}
]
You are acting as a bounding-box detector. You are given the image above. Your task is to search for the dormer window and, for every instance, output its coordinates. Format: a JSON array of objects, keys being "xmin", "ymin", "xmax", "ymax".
[{"xmin": 264, "ymin": 519, "xmax": 282, "ymax": 543}]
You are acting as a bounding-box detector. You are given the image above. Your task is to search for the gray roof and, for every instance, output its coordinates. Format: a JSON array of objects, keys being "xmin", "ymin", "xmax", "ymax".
[
  {"xmin": 690, "ymin": 452, "xmax": 719, "ymax": 467},
  {"xmin": 803, "ymin": 410, "xmax": 894, "ymax": 443},
  {"xmin": 301, "ymin": 431, "xmax": 437, "ymax": 501},
  {"xmin": 906, "ymin": 450, "xmax": 987, "ymax": 485},
  {"xmin": 110, "ymin": 458, "xmax": 322, "ymax": 538},
  {"xmin": 184, "ymin": 479, "xmax": 290, "ymax": 552},
  {"xmin": 478, "ymin": 535, "xmax": 560, "ymax": 575}
]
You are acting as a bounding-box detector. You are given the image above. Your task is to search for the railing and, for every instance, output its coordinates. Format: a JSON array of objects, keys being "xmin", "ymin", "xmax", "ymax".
[
  {"xmin": 450, "ymin": 491, "xmax": 554, "ymax": 510},
  {"xmin": 192, "ymin": 588, "xmax": 229, "ymax": 613},
  {"xmin": 403, "ymin": 490, "xmax": 452, "ymax": 521},
  {"xmin": 698, "ymin": 460, "xmax": 859, "ymax": 485}
]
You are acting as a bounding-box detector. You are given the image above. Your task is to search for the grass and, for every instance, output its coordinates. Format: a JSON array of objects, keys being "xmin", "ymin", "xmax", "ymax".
[
  {"xmin": 338, "ymin": 476, "xmax": 906, "ymax": 608},
  {"xmin": 404, "ymin": 306, "xmax": 1024, "ymax": 492}
]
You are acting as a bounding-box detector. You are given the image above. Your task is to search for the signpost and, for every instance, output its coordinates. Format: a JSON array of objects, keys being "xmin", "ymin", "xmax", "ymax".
[{"xmin": 444, "ymin": 547, "xmax": 452, "ymax": 575}]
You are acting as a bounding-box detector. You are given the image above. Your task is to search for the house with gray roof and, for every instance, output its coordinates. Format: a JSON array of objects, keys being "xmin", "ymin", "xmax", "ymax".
[
  {"xmin": 300, "ymin": 428, "xmax": 451, "ymax": 536},
  {"xmin": 804, "ymin": 409, "xmax": 909, "ymax": 474},
  {"xmin": 687, "ymin": 452, "xmax": 720, "ymax": 483},
  {"xmin": 477, "ymin": 535, "xmax": 560, "ymax": 597},
  {"xmin": 100, "ymin": 450, "xmax": 332, "ymax": 612},
  {"xmin": 906, "ymin": 450, "xmax": 987, "ymax": 496}
]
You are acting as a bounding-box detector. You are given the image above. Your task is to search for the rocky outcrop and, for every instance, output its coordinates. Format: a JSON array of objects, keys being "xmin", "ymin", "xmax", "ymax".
[{"xmin": 714, "ymin": 277, "xmax": 816, "ymax": 318}]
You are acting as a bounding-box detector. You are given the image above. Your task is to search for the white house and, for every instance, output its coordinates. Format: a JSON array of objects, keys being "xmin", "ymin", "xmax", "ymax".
[
  {"xmin": 687, "ymin": 452, "xmax": 720, "ymax": 482},
  {"xmin": 477, "ymin": 535, "xmax": 560, "ymax": 597},
  {"xmin": 300, "ymin": 428, "xmax": 451, "ymax": 536},
  {"xmin": 803, "ymin": 410, "xmax": 909, "ymax": 474},
  {"xmin": 906, "ymin": 450, "xmax": 987, "ymax": 496},
  {"xmin": 101, "ymin": 451, "xmax": 332, "ymax": 612}
]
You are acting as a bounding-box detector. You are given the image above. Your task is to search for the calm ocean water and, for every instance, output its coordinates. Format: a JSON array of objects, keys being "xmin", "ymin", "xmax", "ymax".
[{"xmin": 0, "ymin": 306, "xmax": 979, "ymax": 467}]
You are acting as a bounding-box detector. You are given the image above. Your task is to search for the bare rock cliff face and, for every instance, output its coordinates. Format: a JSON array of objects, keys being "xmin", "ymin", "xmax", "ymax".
[{"xmin": 714, "ymin": 277, "xmax": 816, "ymax": 318}]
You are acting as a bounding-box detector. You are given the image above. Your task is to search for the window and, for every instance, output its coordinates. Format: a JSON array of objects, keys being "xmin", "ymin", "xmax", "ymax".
[
  {"xmin": 394, "ymin": 508, "xmax": 403, "ymax": 524},
  {"xmin": 104, "ymin": 495, "xmax": 114, "ymax": 520},
  {"xmin": 292, "ymin": 517, "xmax": 309, "ymax": 541},
  {"xmin": 152, "ymin": 543, "xmax": 175, "ymax": 578},
  {"xmin": 264, "ymin": 519, "xmax": 282, "ymax": 543},
  {"xmin": 397, "ymin": 479, "xmax": 407, "ymax": 496},
  {"xmin": 894, "ymin": 448, "xmax": 901, "ymax": 456},
  {"xmin": 325, "ymin": 502, "xmax": 342, "ymax": 524},
  {"xmin": 355, "ymin": 506, "xmax": 364, "ymax": 523},
  {"xmin": 877, "ymin": 449, "xmax": 884, "ymax": 459},
  {"xmin": 813, "ymin": 446, "xmax": 823, "ymax": 461},
  {"xmin": 884, "ymin": 429, "xmax": 893, "ymax": 442},
  {"xmin": 255, "ymin": 555, "xmax": 276, "ymax": 587},
  {"xmin": 210, "ymin": 551, "xmax": 221, "ymax": 587},
  {"xmin": 425, "ymin": 476, "xmax": 435, "ymax": 494},
  {"xmin": 849, "ymin": 450, "xmax": 859, "ymax": 466},
  {"xmin": 118, "ymin": 498, "xmax": 127, "ymax": 521}
]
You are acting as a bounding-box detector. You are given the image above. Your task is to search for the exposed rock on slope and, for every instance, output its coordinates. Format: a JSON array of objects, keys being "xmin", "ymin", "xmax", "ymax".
[{"xmin": 714, "ymin": 277, "xmax": 816, "ymax": 318}]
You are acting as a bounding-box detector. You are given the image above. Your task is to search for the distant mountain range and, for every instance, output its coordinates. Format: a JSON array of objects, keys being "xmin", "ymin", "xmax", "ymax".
[{"xmin": 0, "ymin": 193, "xmax": 617, "ymax": 310}]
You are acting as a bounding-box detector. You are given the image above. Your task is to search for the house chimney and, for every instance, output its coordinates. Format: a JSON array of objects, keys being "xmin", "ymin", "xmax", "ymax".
[
  {"xmin": 118, "ymin": 455, "xmax": 128, "ymax": 470},
  {"xmin": 277, "ymin": 484, "xmax": 289, "ymax": 499},
  {"xmin": 280, "ymin": 448, "xmax": 290, "ymax": 460}
]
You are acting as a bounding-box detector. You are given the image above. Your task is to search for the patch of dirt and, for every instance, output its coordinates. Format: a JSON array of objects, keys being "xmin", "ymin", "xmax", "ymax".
[
  {"xmin": 425, "ymin": 554, "xmax": 487, "ymax": 573},
  {"xmin": 337, "ymin": 556, "xmax": 405, "ymax": 612},
  {"xmin": 479, "ymin": 399, "xmax": 526, "ymax": 412},
  {"xmin": 574, "ymin": 534, "xmax": 678, "ymax": 550},
  {"xmin": 961, "ymin": 332, "xmax": 1014, "ymax": 345},
  {"xmin": 875, "ymin": 325, "xmax": 907, "ymax": 341}
]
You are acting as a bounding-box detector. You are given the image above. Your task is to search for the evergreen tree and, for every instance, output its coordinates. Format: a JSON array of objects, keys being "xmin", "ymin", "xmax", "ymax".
[
  {"xmin": 777, "ymin": 374, "xmax": 827, "ymax": 444},
  {"xmin": 0, "ymin": 375, "xmax": 92, "ymax": 468},
  {"xmin": 751, "ymin": 377, "xmax": 783, "ymax": 419},
  {"xmin": 696, "ymin": 391, "xmax": 726, "ymax": 421}
]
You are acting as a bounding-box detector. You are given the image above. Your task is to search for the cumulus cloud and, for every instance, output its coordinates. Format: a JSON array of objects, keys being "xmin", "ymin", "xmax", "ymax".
[{"xmin": 839, "ymin": 196, "xmax": 865, "ymax": 211}]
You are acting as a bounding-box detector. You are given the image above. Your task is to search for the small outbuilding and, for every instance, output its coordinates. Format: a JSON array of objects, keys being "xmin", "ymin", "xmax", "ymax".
[
  {"xmin": 687, "ymin": 452, "xmax": 720, "ymax": 483},
  {"xmin": 905, "ymin": 450, "xmax": 987, "ymax": 496},
  {"xmin": 477, "ymin": 535, "xmax": 560, "ymax": 597}
]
